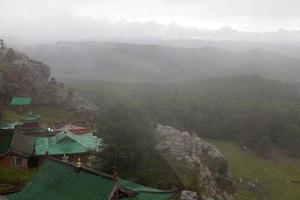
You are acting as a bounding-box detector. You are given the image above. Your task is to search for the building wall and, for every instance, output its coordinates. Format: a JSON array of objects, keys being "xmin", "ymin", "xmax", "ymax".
[
  {"xmin": 0, "ymin": 157, "xmax": 12, "ymax": 168},
  {"xmin": 0, "ymin": 156, "xmax": 28, "ymax": 169},
  {"xmin": 23, "ymin": 122, "xmax": 39, "ymax": 128}
]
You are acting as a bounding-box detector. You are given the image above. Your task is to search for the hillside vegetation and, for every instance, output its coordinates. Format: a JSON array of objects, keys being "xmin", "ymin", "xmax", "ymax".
[{"xmin": 67, "ymin": 75, "xmax": 300, "ymax": 156}]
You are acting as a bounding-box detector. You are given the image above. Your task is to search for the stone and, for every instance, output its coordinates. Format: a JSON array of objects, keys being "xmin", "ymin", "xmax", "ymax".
[
  {"xmin": 204, "ymin": 198, "xmax": 215, "ymax": 200},
  {"xmin": 181, "ymin": 190, "xmax": 198, "ymax": 200},
  {"xmin": 156, "ymin": 124, "xmax": 236, "ymax": 200}
]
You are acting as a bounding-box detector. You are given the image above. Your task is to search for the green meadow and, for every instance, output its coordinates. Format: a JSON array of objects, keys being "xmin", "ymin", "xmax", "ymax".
[{"xmin": 208, "ymin": 140, "xmax": 300, "ymax": 200}]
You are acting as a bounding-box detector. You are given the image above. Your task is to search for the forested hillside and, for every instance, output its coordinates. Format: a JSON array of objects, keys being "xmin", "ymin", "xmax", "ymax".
[{"xmin": 67, "ymin": 75, "xmax": 300, "ymax": 156}]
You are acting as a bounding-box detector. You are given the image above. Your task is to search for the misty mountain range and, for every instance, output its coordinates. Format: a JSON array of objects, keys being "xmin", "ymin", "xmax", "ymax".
[
  {"xmin": 135, "ymin": 39, "xmax": 300, "ymax": 60},
  {"xmin": 26, "ymin": 41, "xmax": 300, "ymax": 82}
]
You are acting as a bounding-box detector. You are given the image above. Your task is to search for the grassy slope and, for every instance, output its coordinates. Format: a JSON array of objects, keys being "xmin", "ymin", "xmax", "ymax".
[
  {"xmin": 208, "ymin": 140, "xmax": 300, "ymax": 200},
  {"xmin": 1, "ymin": 107, "xmax": 19, "ymax": 122},
  {"xmin": 2, "ymin": 106, "xmax": 76, "ymax": 123},
  {"xmin": 33, "ymin": 106, "xmax": 76, "ymax": 123},
  {"xmin": 0, "ymin": 168, "xmax": 35, "ymax": 193}
]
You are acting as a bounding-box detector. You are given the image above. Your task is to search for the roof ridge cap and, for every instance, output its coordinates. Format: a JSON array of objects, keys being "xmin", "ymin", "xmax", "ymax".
[
  {"xmin": 46, "ymin": 157, "xmax": 114, "ymax": 180},
  {"xmin": 66, "ymin": 132, "xmax": 92, "ymax": 149},
  {"xmin": 135, "ymin": 189, "xmax": 176, "ymax": 193}
]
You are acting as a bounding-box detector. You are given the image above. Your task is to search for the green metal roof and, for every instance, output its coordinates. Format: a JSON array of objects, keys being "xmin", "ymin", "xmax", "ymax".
[
  {"xmin": 122, "ymin": 192, "xmax": 174, "ymax": 200},
  {"xmin": 7, "ymin": 159, "xmax": 115, "ymax": 200},
  {"xmin": 0, "ymin": 131, "xmax": 14, "ymax": 154},
  {"xmin": 0, "ymin": 123, "xmax": 15, "ymax": 130},
  {"xmin": 120, "ymin": 179, "xmax": 165, "ymax": 193},
  {"xmin": 0, "ymin": 130, "xmax": 35, "ymax": 156},
  {"xmin": 21, "ymin": 114, "xmax": 40, "ymax": 122},
  {"xmin": 7, "ymin": 159, "xmax": 175, "ymax": 200},
  {"xmin": 10, "ymin": 97, "xmax": 32, "ymax": 106},
  {"xmin": 120, "ymin": 179, "xmax": 174, "ymax": 200},
  {"xmin": 10, "ymin": 131, "xmax": 35, "ymax": 155},
  {"xmin": 35, "ymin": 130, "xmax": 104, "ymax": 155}
]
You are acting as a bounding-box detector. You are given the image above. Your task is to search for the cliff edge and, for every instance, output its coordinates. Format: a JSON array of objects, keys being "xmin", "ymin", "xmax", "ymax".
[
  {"xmin": 156, "ymin": 124, "xmax": 236, "ymax": 200},
  {"xmin": 0, "ymin": 48, "xmax": 97, "ymax": 120}
]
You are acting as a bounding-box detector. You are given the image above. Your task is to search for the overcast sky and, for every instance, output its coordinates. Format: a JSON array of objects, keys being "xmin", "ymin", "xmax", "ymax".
[{"xmin": 1, "ymin": 0, "xmax": 300, "ymax": 44}]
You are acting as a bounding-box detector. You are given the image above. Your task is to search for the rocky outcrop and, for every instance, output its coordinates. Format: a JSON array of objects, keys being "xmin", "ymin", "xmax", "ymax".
[
  {"xmin": 156, "ymin": 124, "xmax": 235, "ymax": 200},
  {"xmin": 33, "ymin": 78, "xmax": 98, "ymax": 120},
  {"xmin": 0, "ymin": 48, "xmax": 98, "ymax": 120},
  {"xmin": 3, "ymin": 59, "xmax": 50, "ymax": 97},
  {"xmin": 181, "ymin": 190, "xmax": 198, "ymax": 200}
]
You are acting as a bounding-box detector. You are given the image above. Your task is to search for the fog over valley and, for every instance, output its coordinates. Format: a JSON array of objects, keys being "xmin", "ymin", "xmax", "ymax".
[
  {"xmin": 26, "ymin": 41, "xmax": 300, "ymax": 82},
  {"xmin": 1, "ymin": 1, "xmax": 300, "ymax": 200}
]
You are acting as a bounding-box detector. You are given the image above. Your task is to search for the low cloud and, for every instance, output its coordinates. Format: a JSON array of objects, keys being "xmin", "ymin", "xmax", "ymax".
[{"xmin": 1, "ymin": 0, "xmax": 300, "ymax": 45}]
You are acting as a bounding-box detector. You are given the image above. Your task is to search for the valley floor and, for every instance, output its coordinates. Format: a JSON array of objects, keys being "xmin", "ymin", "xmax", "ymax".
[{"xmin": 208, "ymin": 140, "xmax": 300, "ymax": 200}]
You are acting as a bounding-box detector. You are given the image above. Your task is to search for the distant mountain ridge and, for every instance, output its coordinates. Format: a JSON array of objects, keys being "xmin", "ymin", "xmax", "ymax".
[{"xmin": 26, "ymin": 41, "xmax": 300, "ymax": 82}]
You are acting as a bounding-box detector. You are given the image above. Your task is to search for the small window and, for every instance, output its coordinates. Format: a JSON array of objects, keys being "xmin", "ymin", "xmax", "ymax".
[{"xmin": 13, "ymin": 157, "xmax": 23, "ymax": 166}]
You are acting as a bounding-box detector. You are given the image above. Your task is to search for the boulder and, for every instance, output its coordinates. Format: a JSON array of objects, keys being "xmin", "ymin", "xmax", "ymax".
[
  {"xmin": 156, "ymin": 124, "xmax": 235, "ymax": 200},
  {"xmin": 181, "ymin": 190, "xmax": 198, "ymax": 200}
]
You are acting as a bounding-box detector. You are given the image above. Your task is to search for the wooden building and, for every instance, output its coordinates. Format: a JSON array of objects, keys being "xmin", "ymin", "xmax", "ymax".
[
  {"xmin": 16, "ymin": 114, "xmax": 48, "ymax": 136},
  {"xmin": 10, "ymin": 97, "xmax": 32, "ymax": 114},
  {"xmin": 0, "ymin": 113, "xmax": 103, "ymax": 168},
  {"xmin": 35, "ymin": 130, "xmax": 104, "ymax": 164},
  {"xmin": 0, "ymin": 127, "xmax": 36, "ymax": 169}
]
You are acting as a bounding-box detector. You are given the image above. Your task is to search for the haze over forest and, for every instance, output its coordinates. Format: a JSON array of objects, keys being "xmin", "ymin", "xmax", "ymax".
[
  {"xmin": 1, "ymin": 1, "xmax": 300, "ymax": 200},
  {"xmin": 26, "ymin": 41, "xmax": 300, "ymax": 82},
  {"xmin": 2, "ymin": 1, "xmax": 300, "ymax": 83}
]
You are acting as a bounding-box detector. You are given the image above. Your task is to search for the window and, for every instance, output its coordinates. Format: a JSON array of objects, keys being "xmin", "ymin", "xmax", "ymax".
[{"xmin": 13, "ymin": 157, "xmax": 23, "ymax": 166}]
